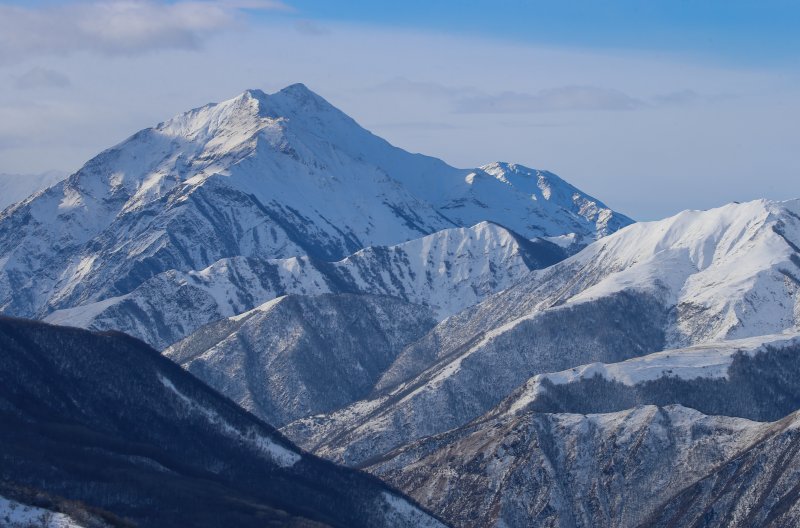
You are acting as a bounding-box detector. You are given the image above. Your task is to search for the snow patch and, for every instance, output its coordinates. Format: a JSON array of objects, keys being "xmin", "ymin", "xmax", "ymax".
[
  {"xmin": 379, "ymin": 492, "xmax": 444, "ymax": 527},
  {"xmin": 230, "ymin": 295, "xmax": 287, "ymax": 322},
  {"xmin": 0, "ymin": 495, "xmax": 83, "ymax": 528}
]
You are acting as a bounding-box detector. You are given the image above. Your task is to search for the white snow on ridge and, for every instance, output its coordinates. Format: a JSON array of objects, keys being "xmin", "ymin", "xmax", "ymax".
[
  {"xmin": 552, "ymin": 199, "xmax": 800, "ymax": 345},
  {"xmin": 1, "ymin": 84, "xmax": 632, "ymax": 329},
  {"xmin": 553, "ymin": 333, "xmax": 800, "ymax": 385},
  {"xmin": 391, "ymin": 198, "xmax": 800, "ymax": 402},
  {"xmin": 507, "ymin": 333, "xmax": 800, "ymax": 415},
  {"xmin": 0, "ymin": 494, "xmax": 83, "ymax": 527},
  {"xmin": 379, "ymin": 492, "xmax": 446, "ymax": 528},
  {"xmin": 230, "ymin": 295, "xmax": 287, "ymax": 322},
  {"xmin": 43, "ymin": 221, "xmax": 547, "ymax": 349}
]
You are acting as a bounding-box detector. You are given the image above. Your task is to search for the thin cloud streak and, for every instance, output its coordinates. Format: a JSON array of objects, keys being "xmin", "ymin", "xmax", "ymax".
[
  {"xmin": 14, "ymin": 67, "xmax": 72, "ymax": 90},
  {"xmin": 457, "ymin": 86, "xmax": 644, "ymax": 113},
  {"xmin": 0, "ymin": 0, "xmax": 290, "ymax": 63}
]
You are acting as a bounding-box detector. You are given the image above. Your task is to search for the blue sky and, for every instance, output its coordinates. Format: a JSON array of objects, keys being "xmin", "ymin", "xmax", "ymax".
[
  {"xmin": 0, "ymin": 1, "xmax": 798, "ymax": 219},
  {"xmin": 279, "ymin": 0, "xmax": 800, "ymax": 65}
]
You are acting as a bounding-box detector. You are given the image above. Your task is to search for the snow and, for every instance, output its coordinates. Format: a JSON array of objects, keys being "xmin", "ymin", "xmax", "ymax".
[
  {"xmin": 506, "ymin": 332, "xmax": 800, "ymax": 415},
  {"xmin": 230, "ymin": 296, "xmax": 286, "ymax": 322},
  {"xmin": 44, "ymin": 220, "xmax": 544, "ymax": 349},
  {"xmin": 0, "ymin": 84, "xmax": 632, "ymax": 325},
  {"xmin": 0, "ymin": 495, "xmax": 83, "ymax": 527},
  {"xmin": 158, "ymin": 374, "xmax": 301, "ymax": 468},
  {"xmin": 45, "ymin": 294, "xmax": 130, "ymax": 328},
  {"xmin": 379, "ymin": 492, "xmax": 444, "ymax": 527},
  {"xmin": 535, "ymin": 198, "xmax": 800, "ymax": 346},
  {"xmin": 544, "ymin": 233, "xmax": 578, "ymax": 248},
  {"xmin": 0, "ymin": 171, "xmax": 66, "ymax": 211}
]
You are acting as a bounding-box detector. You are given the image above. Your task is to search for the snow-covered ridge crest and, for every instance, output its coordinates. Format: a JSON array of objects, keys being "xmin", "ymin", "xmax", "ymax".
[
  {"xmin": 44, "ymin": 221, "xmax": 564, "ymax": 348},
  {"xmin": 505, "ymin": 332, "xmax": 800, "ymax": 416},
  {"xmin": 478, "ymin": 162, "xmax": 628, "ymax": 238},
  {"xmin": 0, "ymin": 84, "xmax": 629, "ymax": 322},
  {"xmin": 558, "ymin": 198, "xmax": 800, "ymax": 345},
  {"xmin": 459, "ymin": 198, "xmax": 800, "ymax": 353},
  {"xmin": 277, "ymin": 199, "xmax": 800, "ymax": 469}
]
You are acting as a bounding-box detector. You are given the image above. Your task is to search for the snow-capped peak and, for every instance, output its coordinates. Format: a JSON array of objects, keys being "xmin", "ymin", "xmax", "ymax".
[
  {"xmin": 475, "ymin": 161, "xmax": 632, "ymax": 238},
  {"xmin": 0, "ymin": 84, "xmax": 631, "ymax": 321}
]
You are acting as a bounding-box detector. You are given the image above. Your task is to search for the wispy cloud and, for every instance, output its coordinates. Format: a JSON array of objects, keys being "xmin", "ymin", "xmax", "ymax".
[
  {"xmin": 371, "ymin": 79, "xmax": 643, "ymax": 113},
  {"xmin": 457, "ymin": 86, "xmax": 644, "ymax": 113},
  {"xmin": 0, "ymin": 1, "xmax": 290, "ymax": 63},
  {"xmin": 368, "ymin": 121, "xmax": 463, "ymax": 131},
  {"xmin": 14, "ymin": 67, "xmax": 71, "ymax": 89},
  {"xmin": 371, "ymin": 77, "xmax": 478, "ymax": 99},
  {"xmin": 293, "ymin": 19, "xmax": 330, "ymax": 36},
  {"xmin": 652, "ymin": 89, "xmax": 734, "ymax": 106}
]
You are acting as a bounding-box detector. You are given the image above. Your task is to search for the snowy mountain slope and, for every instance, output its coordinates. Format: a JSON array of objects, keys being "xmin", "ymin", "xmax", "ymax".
[
  {"xmin": 380, "ymin": 198, "xmax": 800, "ymax": 390},
  {"xmin": 45, "ymin": 221, "xmax": 565, "ymax": 349},
  {"xmin": 0, "ymin": 491, "xmax": 101, "ymax": 528},
  {"xmin": 357, "ymin": 337, "xmax": 800, "ymax": 527},
  {"xmin": 164, "ymin": 294, "xmax": 437, "ymax": 427},
  {"xmin": 0, "ymin": 171, "xmax": 66, "ymax": 211},
  {"xmin": 0, "ymin": 316, "xmax": 446, "ymax": 528},
  {"xmin": 280, "ymin": 200, "xmax": 800, "ymax": 466},
  {"xmin": 368, "ymin": 405, "xmax": 790, "ymax": 528},
  {"xmin": 283, "ymin": 289, "xmax": 670, "ymax": 466},
  {"xmin": 0, "ymin": 84, "xmax": 629, "ymax": 322},
  {"xmin": 382, "ymin": 198, "xmax": 800, "ymax": 402}
]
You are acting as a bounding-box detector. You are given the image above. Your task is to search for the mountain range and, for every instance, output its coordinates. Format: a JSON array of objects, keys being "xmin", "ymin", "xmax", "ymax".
[
  {"xmin": 0, "ymin": 85, "xmax": 627, "ymax": 324},
  {"xmin": 2, "ymin": 84, "xmax": 798, "ymax": 527}
]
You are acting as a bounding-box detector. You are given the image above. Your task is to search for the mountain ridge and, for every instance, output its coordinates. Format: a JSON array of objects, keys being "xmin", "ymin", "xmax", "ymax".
[
  {"xmin": 0, "ymin": 315, "xmax": 446, "ymax": 528},
  {"xmin": 44, "ymin": 221, "xmax": 565, "ymax": 349},
  {"xmin": 277, "ymin": 199, "xmax": 800, "ymax": 467}
]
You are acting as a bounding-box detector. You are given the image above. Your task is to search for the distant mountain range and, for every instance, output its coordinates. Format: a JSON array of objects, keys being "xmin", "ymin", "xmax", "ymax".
[{"xmin": 2, "ymin": 84, "xmax": 798, "ymax": 527}]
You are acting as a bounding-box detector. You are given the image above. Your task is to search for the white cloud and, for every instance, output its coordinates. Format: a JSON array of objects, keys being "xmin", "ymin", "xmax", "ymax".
[{"xmin": 0, "ymin": 1, "xmax": 289, "ymax": 62}]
